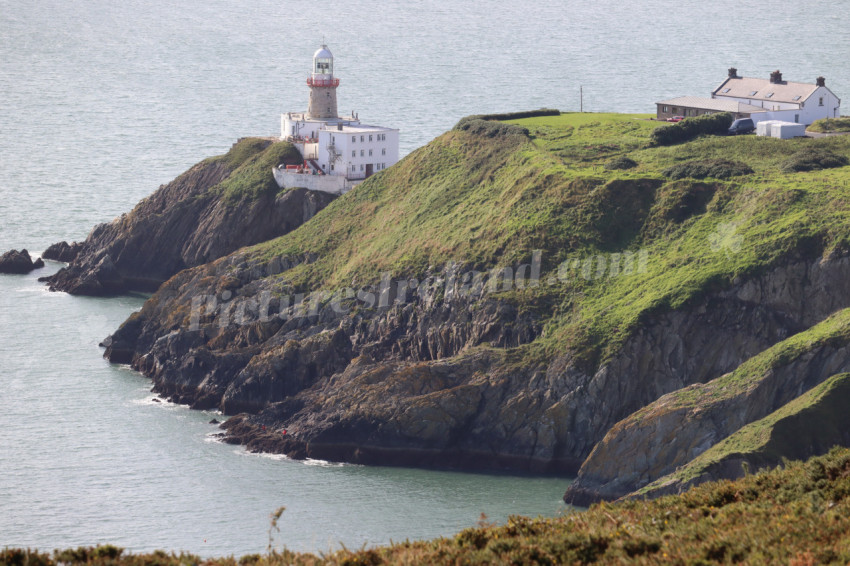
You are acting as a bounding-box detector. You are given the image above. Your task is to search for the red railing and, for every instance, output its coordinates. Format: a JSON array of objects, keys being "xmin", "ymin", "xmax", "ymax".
[{"xmin": 307, "ymin": 77, "xmax": 339, "ymax": 87}]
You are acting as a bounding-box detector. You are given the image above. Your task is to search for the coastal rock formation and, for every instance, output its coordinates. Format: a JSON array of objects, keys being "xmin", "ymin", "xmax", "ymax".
[
  {"xmin": 0, "ymin": 249, "xmax": 44, "ymax": 274},
  {"xmin": 98, "ymin": 113, "xmax": 850, "ymax": 485},
  {"xmin": 42, "ymin": 138, "xmax": 335, "ymax": 295},
  {"xmin": 42, "ymin": 241, "xmax": 83, "ymax": 263},
  {"xmin": 633, "ymin": 371, "xmax": 850, "ymax": 499},
  {"xmin": 563, "ymin": 255, "xmax": 850, "ymax": 505}
]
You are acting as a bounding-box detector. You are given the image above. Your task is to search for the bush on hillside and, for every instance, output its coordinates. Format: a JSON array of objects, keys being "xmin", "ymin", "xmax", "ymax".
[
  {"xmin": 807, "ymin": 117, "xmax": 850, "ymax": 133},
  {"xmin": 663, "ymin": 159, "xmax": 753, "ymax": 180},
  {"xmin": 453, "ymin": 109, "xmax": 559, "ymax": 135},
  {"xmin": 780, "ymin": 147, "xmax": 849, "ymax": 172},
  {"xmin": 456, "ymin": 109, "xmax": 560, "ymax": 126},
  {"xmin": 604, "ymin": 156, "xmax": 638, "ymax": 170},
  {"xmin": 453, "ymin": 118, "xmax": 530, "ymax": 138},
  {"xmin": 650, "ymin": 112, "xmax": 734, "ymax": 146}
]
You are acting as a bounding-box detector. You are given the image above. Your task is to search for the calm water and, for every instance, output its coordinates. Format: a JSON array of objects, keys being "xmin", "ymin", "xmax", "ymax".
[{"xmin": 1, "ymin": 0, "xmax": 847, "ymax": 556}]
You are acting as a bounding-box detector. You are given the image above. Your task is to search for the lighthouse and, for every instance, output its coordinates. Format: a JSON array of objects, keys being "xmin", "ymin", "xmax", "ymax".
[
  {"xmin": 277, "ymin": 45, "xmax": 400, "ymax": 195},
  {"xmin": 306, "ymin": 45, "xmax": 339, "ymax": 120}
]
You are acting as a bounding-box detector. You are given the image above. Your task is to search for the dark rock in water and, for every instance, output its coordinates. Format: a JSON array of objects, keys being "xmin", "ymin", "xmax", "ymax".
[
  {"xmin": 42, "ymin": 241, "xmax": 83, "ymax": 263},
  {"xmin": 151, "ymin": 398, "xmax": 161, "ymax": 403},
  {"xmin": 0, "ymin": 249, "xmax": 45, "ymax": 274},
  {"xmin": 209, "ymin": 418, "xmax": 220, "ymax": 424}
]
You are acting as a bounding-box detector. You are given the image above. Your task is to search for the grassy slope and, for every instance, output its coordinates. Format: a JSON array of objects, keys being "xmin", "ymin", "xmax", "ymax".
[
  {"xmin": 808, "ymin": 117, "xmax": 850, "ymax": 133},
  {"xmin": 244, "ymin": 112, "xmax": 850, "ymax": 371},
  {"xmin": 8, "ymin": 448, "xmax": 850, "ymax": 564},
  {"xmin": 639, "ymin": 371, "xmax": 850, "ymax": 494},
  {"xmin": 211, "ymin": 138, "xmax": 303, "ymax": 202}
]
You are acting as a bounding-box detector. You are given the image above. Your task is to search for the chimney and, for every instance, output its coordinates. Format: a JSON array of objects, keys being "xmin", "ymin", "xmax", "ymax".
[
  {"xmin": 816, "ymin": 76, "xmax": 826, "ymax": 87},
  {"xmin": 728, "ymin": 67, "xmax": 738, "ymax": 78},
  {"xmin": 770, "ymin": 70, "xmax": 783, "ymax": 84}
]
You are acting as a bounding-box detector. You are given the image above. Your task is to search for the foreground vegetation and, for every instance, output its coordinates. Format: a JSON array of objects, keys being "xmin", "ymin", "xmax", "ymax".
[{"xmin": 5, "ymin": 448, "xmax": 850, "ymax": 564}]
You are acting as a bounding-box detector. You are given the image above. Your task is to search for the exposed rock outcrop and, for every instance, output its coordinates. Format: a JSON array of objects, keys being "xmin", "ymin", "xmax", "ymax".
[
  {"xmin": 635, "ymin": 371, "xmax": 850, "ymax": 499},
  {"xmin": 0, "ymin": 249, "xmax": 44, "ymax": 274},
  {"xmin": 42, "ymin": 241, "xmax": 83, "ymax": 263},
  {"xmin": 103, "ymin": 247, "xmax": 850, "ymax": 474},
  {"xmin": 42, "ymin": 139, "xmax": 335, "ymax": 295},
  {"xmin": 563, "ymin": 256, "xmax": 850, "ymax": 504}
]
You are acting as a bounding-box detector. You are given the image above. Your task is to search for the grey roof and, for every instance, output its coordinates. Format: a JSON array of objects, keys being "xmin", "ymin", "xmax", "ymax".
[
  {"xmin": 713, "ymin": 76, "xmax": 819, "ymax": 104},
  {"xmin": 656, "ymin": 96, "xmax": 766, "ymax": 114}
]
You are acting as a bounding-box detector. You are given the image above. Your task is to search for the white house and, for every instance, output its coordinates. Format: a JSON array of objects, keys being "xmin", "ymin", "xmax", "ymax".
[
  {"xmin": 712, "ymin": 68, "xmax": 840, "ymax": 125},
  {"xmin": 274, "ymin": 45, "xmax": 400, "ymax": 195},
  {"xmin": 656, "ymin": 68, "xmax": 841, "ymax": 126}
]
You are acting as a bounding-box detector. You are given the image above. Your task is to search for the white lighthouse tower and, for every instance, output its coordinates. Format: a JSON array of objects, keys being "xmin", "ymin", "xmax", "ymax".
[
  {"xmin": 306, "ymin": 45, "xmax": 339, "ymax": 120},
  {"xmin": 276, "ymin": 45, "xmax": 400, "ymax": 195}
]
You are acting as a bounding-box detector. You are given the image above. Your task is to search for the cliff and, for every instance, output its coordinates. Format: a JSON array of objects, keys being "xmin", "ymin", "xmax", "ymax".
[
  {"xmin": 98, "ymin": 111, "xmax": 850, "ymax": 484},
  {"xmin": 41, "ymin": 138, "xmax": 336, "ymax": 295}
]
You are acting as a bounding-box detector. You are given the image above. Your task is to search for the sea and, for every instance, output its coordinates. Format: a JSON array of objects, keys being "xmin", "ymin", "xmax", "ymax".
[{"xmin": 1, "ymin": 0, "xmax": 847, "ymax": 557}]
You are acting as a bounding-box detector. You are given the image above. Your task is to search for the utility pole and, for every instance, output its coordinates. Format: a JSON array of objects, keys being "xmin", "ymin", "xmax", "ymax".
[{"xmin": 580, "ymin": 86, "xmax": 583, "ymax": 113}]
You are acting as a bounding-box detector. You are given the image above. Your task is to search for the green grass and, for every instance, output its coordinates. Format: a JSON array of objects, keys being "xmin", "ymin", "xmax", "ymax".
[
  {"xmin": 236, "ymin": 112, "xmax": 850, "ymax": 373},
  {"xmin": 809, "ymin": 117, "xmax": 850, "ymax": 133},
  {"xmin": 7, "ymin": 447, "xmax": 850, "ymax": 564},
  {"xmin": 213, "ymin": 139, "xmax": 303, "ymax": 203}
]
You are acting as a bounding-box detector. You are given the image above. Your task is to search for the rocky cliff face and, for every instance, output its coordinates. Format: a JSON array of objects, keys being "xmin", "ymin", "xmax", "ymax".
[
  {"xmin": 102, "ymin": 249, "xmax": 850, "ymax": 475},
  {"xmin": 563, "ymin": 254, "xmax": 850, "ymax": 504},
  {"xmin": 635, "ymin": 371, "xmax": 850, "ymax": 499},
  {"xmin": 41, "ymin": 139, "xmax": 335, "ymax": 295},
  {"xmin": 104, "ymin": 253, "xmax": 566, "ymax": 470}
]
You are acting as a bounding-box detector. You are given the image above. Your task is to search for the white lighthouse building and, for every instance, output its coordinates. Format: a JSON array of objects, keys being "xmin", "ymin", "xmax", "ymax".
[{"xmin": 274, "ymin": 45, "xmax": 400, "ymax": 195}]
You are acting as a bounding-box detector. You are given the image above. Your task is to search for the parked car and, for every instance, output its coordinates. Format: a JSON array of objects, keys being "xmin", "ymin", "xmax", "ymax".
[
  {"xmin": 728, "ymin": 118, "xmax": 755, "ymax": 135},
  {"xmin": 666, "ymin": 115, "xmax": 685, "ymax": 122}
]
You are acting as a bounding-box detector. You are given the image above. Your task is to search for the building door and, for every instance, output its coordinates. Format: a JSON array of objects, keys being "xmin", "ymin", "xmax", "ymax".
[{"xmin": 365, "ymin": 164, "xmax": 373, "ymax": 178}]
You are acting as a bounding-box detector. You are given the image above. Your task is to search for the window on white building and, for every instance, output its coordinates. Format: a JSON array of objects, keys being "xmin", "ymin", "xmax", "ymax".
[
  {"xmin": 352, "ymin": 151, "xmax": 355, "ymax": 157},
  {"xmin": 352, "ymin": 136, "xmax": 356, "ymax": 142},
  {"xmin": 369, "ymin": 135, "xmax": 373, "ymax": 141},
  {"xmin": 369, "ymin": 149, "xmax": 372, "ymax": 156},
  {"xmin": 382, "ymin": 148, "xmax": 386, "ymax": 155},
  {"xmin": 360, "ymin": 150, "xmax": 364, "ymax": 156},
  {"xmin": 360, "ymin": 164, "xmax": 364, "ymax": 171},
  {"xmin": 360, "ymin": 135, "xmax": 364, "ymax": 142},
  {"xmin": 819, "ymin": 97, "xmax": 824, "ymax": 106},
  {"xmin": 351, "ymin": 165, "xmax": 356, "ymax": 171}
]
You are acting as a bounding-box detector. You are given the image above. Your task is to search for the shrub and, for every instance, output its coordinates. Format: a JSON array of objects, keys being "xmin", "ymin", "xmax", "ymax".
[
  {"xmin": 663, "ymin": 159, "xmax": 753, "ymax": 180},
  {"xmin": 456, "ymin": 109, "xmax": 560, "ymax": 127},
  {"xmin": 650, "ymin": 112, "xmax": 734, "ymax": 146},
  {"xmin": 604, "ymin": 156, "xmax": 638, "ymax": 170},
  {"xmin": 807, "ymin": 117, "xmax": 850, "ymax": 133},
  {"xmin": 453, "ymin": 118, "xmax": 529, "ymax": 138},
  {"xmin": 780, "ymin": 147, "xmax": 849, "ymax": 172}
]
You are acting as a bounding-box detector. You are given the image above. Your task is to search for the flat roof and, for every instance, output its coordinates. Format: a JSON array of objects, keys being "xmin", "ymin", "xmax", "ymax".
[
  {"xmin": 656, "ymin": 96, "xmax": 766, "ymax": 114},
  {"xmin": 330, "ymin": 124, "xmax": 398, "ymax": 133}
]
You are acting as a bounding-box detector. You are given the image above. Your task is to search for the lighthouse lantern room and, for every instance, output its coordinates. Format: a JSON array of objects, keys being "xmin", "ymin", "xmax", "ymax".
[{"xmin": 277, "ymin": 45, "xmax": 399, "ymax": 195}]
